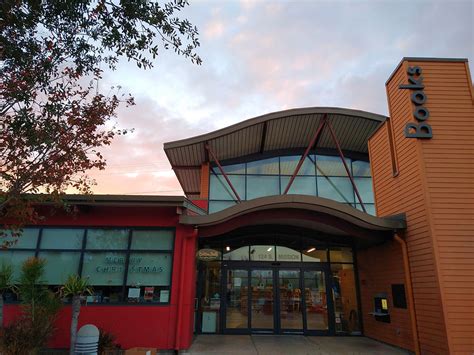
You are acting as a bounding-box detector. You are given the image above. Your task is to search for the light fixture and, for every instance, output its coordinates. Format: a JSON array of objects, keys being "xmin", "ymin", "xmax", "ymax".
[
  {"xmin": 307, "ymin": 247, "xmax": 316, "ymax": 253},
  {"xmin": 225, "ymin": 246, "xmax": 231, "ymax": 251},
  {"xmin": 267, "ymin": 247, "xmax": 273, "ymax": 252}
]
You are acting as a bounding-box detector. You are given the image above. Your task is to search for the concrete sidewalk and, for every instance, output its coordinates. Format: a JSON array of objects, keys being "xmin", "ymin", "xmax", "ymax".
[{"xmin": 184, "ymin": 335, "xmax": 411, "ymax": 355}]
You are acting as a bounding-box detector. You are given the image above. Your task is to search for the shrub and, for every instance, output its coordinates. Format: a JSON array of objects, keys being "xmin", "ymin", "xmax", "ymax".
[
  {"xmin": 98, "ymin": 328, "xmax": 121, "ymax": 355},
  {"xmin": 0, "ymin": 257, "xmax": 60, "ymax": 355}
]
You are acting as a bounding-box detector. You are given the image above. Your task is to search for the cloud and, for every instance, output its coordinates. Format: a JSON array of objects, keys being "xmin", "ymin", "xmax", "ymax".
[
  {"xmin": 204, "ymin": 20, "xmax": 225, "ymax": 39},
  {"xmin": 84, "ymin": 0, "xmax": 473, "ymax": 196}
]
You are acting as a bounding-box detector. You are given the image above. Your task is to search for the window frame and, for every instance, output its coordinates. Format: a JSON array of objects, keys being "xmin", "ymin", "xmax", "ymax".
[
  {"xmin": 208, "ymin": 153, "xmax": 376, "ymax": 214},
  {"xmin": 0, "ymin": 226, "xmax": 176, "ymax": 306}
]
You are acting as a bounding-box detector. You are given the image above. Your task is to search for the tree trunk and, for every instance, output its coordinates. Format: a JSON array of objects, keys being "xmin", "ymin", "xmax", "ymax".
[{"xmin": 70, "ymin": 295, "xmax": 81, "ymax": 355}]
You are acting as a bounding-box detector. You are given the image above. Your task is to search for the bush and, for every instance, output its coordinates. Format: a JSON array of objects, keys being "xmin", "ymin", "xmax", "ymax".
[
  {"xmin": 0, "ymin": 257, "xmax": 60, "ymax": 355},
  {"xmin": 0, "ymin": 308, "xmax": 56, "ymax": 355},
  {"xmin": 98, "ymin": 328, "xmax": 121, "ymax": 354}
]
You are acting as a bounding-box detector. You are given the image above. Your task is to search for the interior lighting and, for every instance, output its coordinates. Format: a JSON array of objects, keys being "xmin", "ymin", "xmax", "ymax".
[
  {"xmin": 267, "ymin": 247, "xmax": 273, "ymax": 252},
  {"xmin": 307, "ymin": 247, "xmax": 316, "ymax": 253}
]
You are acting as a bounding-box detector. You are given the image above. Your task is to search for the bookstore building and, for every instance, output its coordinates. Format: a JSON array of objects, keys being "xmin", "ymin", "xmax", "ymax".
[{"xmin": 2, "ymin": 58, "xmax": 473, "ymax": 354}]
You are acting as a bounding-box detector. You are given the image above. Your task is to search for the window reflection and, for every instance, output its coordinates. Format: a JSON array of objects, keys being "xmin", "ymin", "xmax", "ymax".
[
  {"xmin": 247, "ymin": 176, "xmax": 279, "ymax": 199},
  {"xmin": 280, "ymin": 176, "xmax": 316, "ymax": 196},
  {"xmin": 317, "ymin": 177, "xmax": 354, "ymax": 203},
  {"xmin": 354, "ymin": 178, "xmax": 374, "ymax": 203},
  {"xmin": 209, "ymin": 174, "xmax": 245, "ymax": 201},
  {"xmin": 217, "ymin": 163, "xmax": 246, "ymax": 174},
  {"xmin": 208, "ymin": 154, "xmax": 376, "ymax": 215},
  {"xmin": 352, "ymin": 160, "xmax": 371, "ymax": 177},
  {"xmin": 280, "ymin": 155, "xmax": 315, "ymax": 175},
  {"xmin": 247, "ymin": 157, "xmax": 279, "ymax": 175},
  {"xmin": 316, "ymin": 155, "xmax": 351, "ymax": 177}
]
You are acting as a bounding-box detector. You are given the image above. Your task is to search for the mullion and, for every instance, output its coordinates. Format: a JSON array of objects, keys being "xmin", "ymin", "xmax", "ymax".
[
  {"xmin": 122, "ymin": 229, "xmax": 133, "ymax": 302},
  {"xmin": 35, "ymin": 228, "xmax": 43, "ymax": 257},
  {"xmin": 78, "ymin": 229, "xmax": 87, "ymax": 276}
]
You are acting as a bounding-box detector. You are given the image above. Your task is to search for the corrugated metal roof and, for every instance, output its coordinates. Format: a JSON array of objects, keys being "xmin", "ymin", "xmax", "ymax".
[{"xmin": 164, "ymin": 107, "xmax": 387, "ymax": 197}]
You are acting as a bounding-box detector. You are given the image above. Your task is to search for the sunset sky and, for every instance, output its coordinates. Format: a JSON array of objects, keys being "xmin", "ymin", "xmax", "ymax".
[{"xmin": 89, "ymin": 0, "xmax": 473, "ymax": 196}]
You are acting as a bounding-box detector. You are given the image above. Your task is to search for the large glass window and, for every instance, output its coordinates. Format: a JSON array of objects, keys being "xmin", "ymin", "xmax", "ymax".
[
  {"xmin": 38, "ymin": 251, "xmax": 81, "ymax": 285},
  {"xmin": 280, "ymin": 155, "xmax": 315, "ymax": 175},
  {"xmin": 280, "ymin": 176, "xmax": 316, "ymax": 196},
  {"xmin": 0, "ymin": 227, "xmax": 175, "ymax": 305},
  {"xmin": 317, "ymin": 177, "xmax": 354, "ymax": 203},
  {"xmin": 131, "ymin": 230, "xmax": 174, "ymax": 250},
  {"xmin": 209, "ymin": 174, "xmax": 245, "ymax": 201},
  {"xmin": 0, "ymin": 250, "xmax": 35, "ymax": 280},
  {"xmin": 87, "ymin": 229, "xmax": 128, "ymax": 250},
  {"xmin": 247, "ymin": 176, "xmax": 279, "ymax": 199},
  {"xmin": 82, "ymin": 252, "xmax": 126, "ymax": 286},
  {"xmin": 247, "ymin": 157, "xmax": 279, "ymax": 175},
  {"xmin": 41, "ymin": 228, "xmax": 84, "ymax": 249},
  {"xmin": 316, "ymin": 155, "xmax": 351, "ymax": 177},
  {"xmin": 208, "ymin": 154, "xmax": 376, "ymax": 215},
  {"xmin": 0, "ymin": 228, "xmax": 39, "ymax": 249}
]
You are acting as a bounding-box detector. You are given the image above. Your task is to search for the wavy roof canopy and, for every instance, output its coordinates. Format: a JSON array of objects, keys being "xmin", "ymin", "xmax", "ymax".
[
  {"xmin": 164, "ymin": 107, "xmax": 387, "ymax": 199},
  {"xmin": 180, "ymin": 195, "xmax": 406, "ymax": 247}
]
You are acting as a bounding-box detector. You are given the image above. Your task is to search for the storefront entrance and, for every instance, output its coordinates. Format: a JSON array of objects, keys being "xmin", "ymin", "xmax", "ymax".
[
  {"xmin": 195, "ymin": 238, "xmax": 362, "ymax": 336},
  {"xmin": 223, "ymin": 263, "xmax": 332, "ymax": 335}
]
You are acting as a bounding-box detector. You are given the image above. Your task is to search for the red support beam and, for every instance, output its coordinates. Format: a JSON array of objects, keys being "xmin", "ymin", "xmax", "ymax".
[
  {"xmin": 325, "ymin": 119, "xmax": 367, "ymax": 212},
  {"xmin": 205, "ymin": 144, "xmax": 242, "ymax": 203},
  {"xmin": 283, "ymin": 115, "xmax": 327, "ymax": 195}
]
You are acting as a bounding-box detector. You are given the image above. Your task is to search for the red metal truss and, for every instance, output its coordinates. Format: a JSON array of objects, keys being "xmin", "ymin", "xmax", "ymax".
[
  {"xmin": 205, "ymin": 143, "xmax": 242, "ymax": 203},
  {"xmin": 283, "ymin": 115, "xmax": 326, "ymax": 195},
  {"xmin": 283, "ymin": 114, "xmax": 367, "ymax": 213},
  {"xmin": 325, "ymin": 119, "xmax": 367, "ymax": 212}
]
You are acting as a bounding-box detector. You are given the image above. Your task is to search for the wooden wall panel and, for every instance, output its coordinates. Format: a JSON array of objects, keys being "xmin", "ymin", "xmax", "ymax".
[
  {"xmin": 367, "ymin": 58, "xmax": 474, "ymax": 354},
  {"xmin": 414, "ymin": 60, "xmax": 474, "ymax": 355},
  {"xmin": 357, "ymin": 240, "xmax": 414, "ymax": 350},
  {"xmin": 364, "ymin": 59, "xmax": 471, "ymax": 354}
]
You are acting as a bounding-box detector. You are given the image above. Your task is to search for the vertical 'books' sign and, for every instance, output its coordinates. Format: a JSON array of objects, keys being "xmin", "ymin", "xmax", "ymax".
[{"xmin": 399, "ymin": 66, "xmax": 433, "ymax": 139}]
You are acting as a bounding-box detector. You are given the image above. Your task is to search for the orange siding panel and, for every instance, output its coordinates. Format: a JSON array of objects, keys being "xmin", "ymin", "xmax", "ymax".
[{"xmin": 366, "ymin": 59, "xmax": 474, "ymax": 354}]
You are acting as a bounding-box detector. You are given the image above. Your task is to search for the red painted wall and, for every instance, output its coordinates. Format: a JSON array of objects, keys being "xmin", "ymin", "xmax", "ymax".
[{"xmin": 3, "ymin": 205, "xmax": 197, "ymax": 350}]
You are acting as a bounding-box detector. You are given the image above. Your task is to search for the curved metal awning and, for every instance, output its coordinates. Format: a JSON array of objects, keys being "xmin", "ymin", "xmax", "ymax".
[
  {"xmin": 164, "ymin": 107, "xmax": 387, "ymax": 199},
  {"xmin": 180, "ymin": 195, "xmax": 406, "ymax": 248}
]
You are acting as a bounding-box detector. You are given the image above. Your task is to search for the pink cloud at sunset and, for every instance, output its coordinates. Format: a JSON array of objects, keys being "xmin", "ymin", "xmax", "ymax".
[{"xmin": 83, "ymin": 0, "xmax": 472, "ymax": 196}]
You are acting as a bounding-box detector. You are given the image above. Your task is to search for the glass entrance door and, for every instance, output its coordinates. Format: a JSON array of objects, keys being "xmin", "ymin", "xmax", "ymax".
[
  {"xmin": 278, "ymin": 269, "xmax": 303, "ymax": 332},
  {"xmin": 222, "ymin": 264, "xmax": 332, "ymax": 334},
  {"xmin": 250, "ymin": 269, "xmax": 274, "ymax": 331},
  {"xmin": 225, "ymin": 269, "xmax": 249, "ymax": 330},
  {"xmin": 304, "ymin": 270, "xmax": 329, "ymax": 332}
]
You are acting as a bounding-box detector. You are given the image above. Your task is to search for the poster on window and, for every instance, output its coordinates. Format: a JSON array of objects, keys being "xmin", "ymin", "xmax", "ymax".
[
  {"xmin": 160, "ymin": 290, "xmax": 170, "ymax": 303},
  {"xmin": 128, "ymin": 287, "xmax": 140, "ymax": 299},
  {"xmin": 144, "ymin": 287, "xmax": 154, "ymax": 301}
]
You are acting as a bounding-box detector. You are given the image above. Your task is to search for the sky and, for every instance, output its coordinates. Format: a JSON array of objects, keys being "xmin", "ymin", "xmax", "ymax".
[{"xmin": 87, "ymin": 0, "xmax": 474, "ymax": 196}]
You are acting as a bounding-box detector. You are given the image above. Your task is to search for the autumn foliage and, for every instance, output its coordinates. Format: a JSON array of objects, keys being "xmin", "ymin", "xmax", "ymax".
[{"xmin": 0, "ymin": 0, "xmax": 201, "ymax": 238}]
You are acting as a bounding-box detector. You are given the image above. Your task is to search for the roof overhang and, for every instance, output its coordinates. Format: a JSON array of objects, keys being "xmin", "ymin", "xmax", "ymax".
[
  {"xmin": 164, "ymin": 107, "xmax": 388, "ymax": 199},
  {"xmin": 180, "ymin": 195, "xmax": 406, "ymax": 248},
  {"xmin": 35, "ymin": 194, "xmax": 207, "ymax": 215}
]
